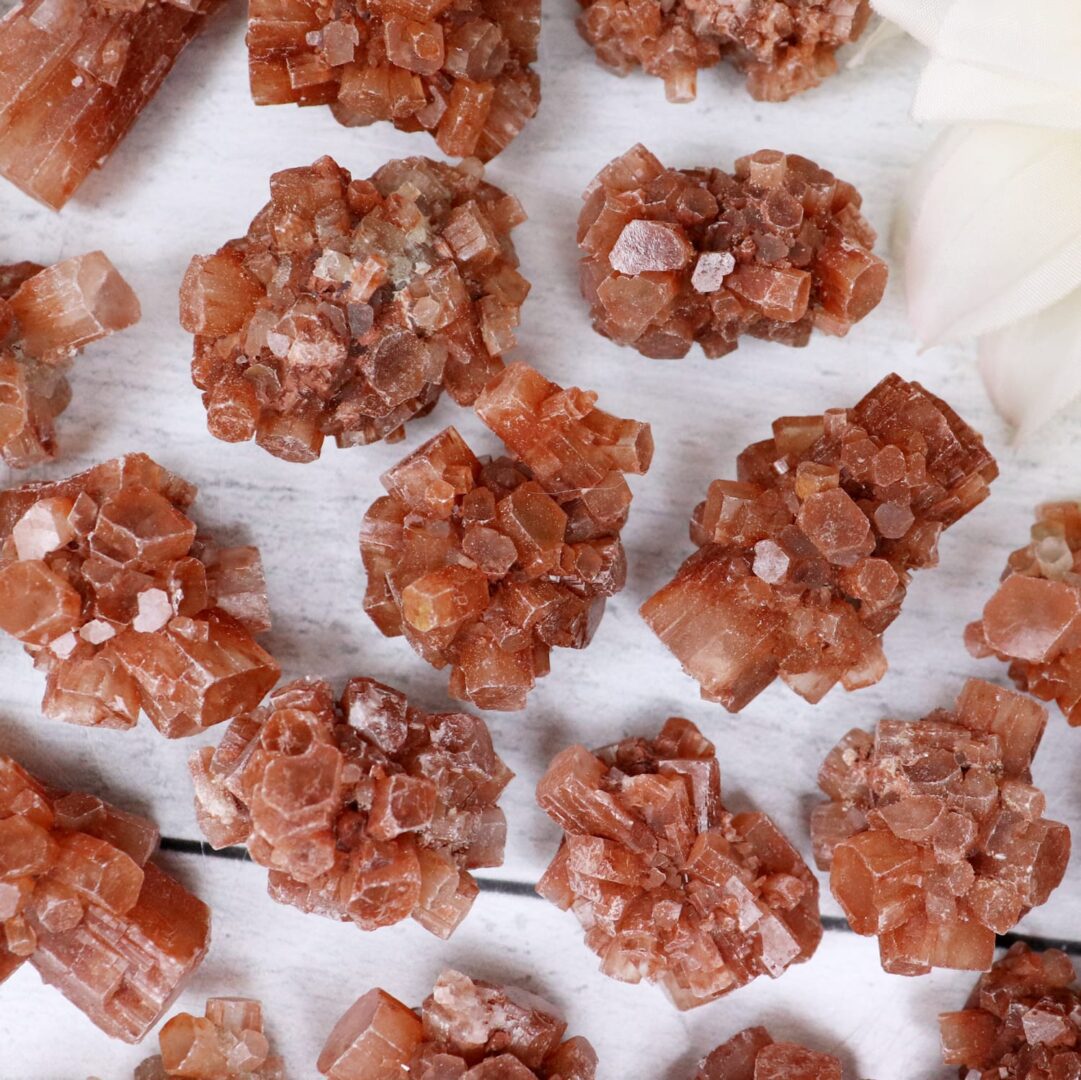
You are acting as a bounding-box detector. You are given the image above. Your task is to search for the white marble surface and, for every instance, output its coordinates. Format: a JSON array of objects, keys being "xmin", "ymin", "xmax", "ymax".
[{"xmin": 2, "ymin": 6, "xmax": 1081, "ymax": 1079}]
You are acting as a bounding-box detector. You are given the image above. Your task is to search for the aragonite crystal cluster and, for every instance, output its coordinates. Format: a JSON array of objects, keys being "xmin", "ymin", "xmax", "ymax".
[
  {"xmin": 318, "ymin": 969, "xmax": 597, "ymax": 1079},
  {"xmin": 247, "ymin": 0, "xmax": 540, "ymax": 160},
  {"xmin": 811, "ymin": 680, "xmax": 1069, "ymax": 976},
  {"xmin": 940, "ymin": 943, "xmax": 1081, "ymax": 1079},
  {"xmin": 0, "ymin": 0, "xmax": 222, "ymax": 210},
  {"xmin": 135, "ymin": 998, "xmax": 284, "ymax": 1079},
  {"xmin": 577, "ymin": 0, "xmax": 870, "ymax": 103},
  {"xmin": 361, "ymin": 361, "xmax": 653, "ymax": 710},
  {"xmin": 694, "ymin": 1027, "xmax": 842, "ymax": 1080},
  {"xmin": 190, "ymin": 676, "xmax": 512, "ymax": 939},
  {"xmin": 0, "ymin": 755, "xmax": 210, "ymax": 1042},
  {"xmin": 0, "ymin": 453, "xmax": 279, "ymax": 736},
  {"xmin": 1, "ymin": 254, "xmax": 140, "ymax": 468},
  {"xmin": 966, "ymin": 501, "xmax": 1081, "ymax": 728},
  {"xmin": 578, "ymin": 145, "xmax": 887, "ymax": 360},
  {"xmin": 536, "ymin": 717, "xmax": 822, "ymax": 1009},
  {"xmin": 642, "ymin": 374, "xmax": 998, "ymax": 711},
  {"xmin": 182, "ymin": 155, "xmax": 529, "ymax": 462}
]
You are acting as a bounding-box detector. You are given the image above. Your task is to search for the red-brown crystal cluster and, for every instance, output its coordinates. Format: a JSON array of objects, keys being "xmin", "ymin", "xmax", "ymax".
[
  {"xmin": 966, "ymin": 502, "xmax": 1081, "ymax": 728},
  {"xmin": 0, "ymin": 755, "xmax": 210, "ymax": 1042},
  {"xmin": 536, "ymin": 717, "xmax": 822, "ymax": 1009},
  {"xmin": 135, "ymin": 998, "xmax": 284, "ymax": 1079},
  {"xmin": 642, "ymin": 374, "xmax": 998, "ymax": 711},
  {"xmin": 0, "ymin": 453, "xmax": 280, "ymax": 736},
  {"xmin": 0, "ymin": 254, "xmax": 140, "ymax": 468},
  {"xmin": 248, "ymin": 0, "xmax": 540, "ymax": 161},
  {"xmin": 694, "ymin": 1027, "xmax": 842, "ymax": 1080},
  {"xmin": 190, "ymin": 676, "xmax": 512, "ymax": 939},
  {"xmin": 940, "ymin": 943, "xmax": 1081, "ymax": 1079},
  {"xmin": 577, "ymin": 0, "xmax": 869, "ymax": 103},
  {"xmin": 0, "ymin": 0, "xmax": 222, "ymax": 210},
  {"xmin": 182, "ymin": 155, "xmax": 529, "ymax": 462},
  {"xmin": 361, "ymin": 361, "xmax": 653, "ymax": 710},
  {"xmin": 811, "ymin": 680, "xmax": 1070, "ymax": 977},
  {"xmin": 579, "ymin": 145, "xmax": 887, "ymax": 360},
  {"xmin": 318, "ymin": 969, "xmax": 597, "ymax": 1079}
]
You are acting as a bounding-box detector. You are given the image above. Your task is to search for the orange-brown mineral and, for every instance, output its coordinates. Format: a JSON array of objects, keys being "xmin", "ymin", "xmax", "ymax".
[
  {"xmin": 0, "ymin": 0, "xmax": 222, "ymax": 210},
  {"xmin": 694, "ymin": 1027, "xmax": 842, "ymax": 1079},
  {"xmin": 536, "ymin": 717, "xmax": 822, "ymax": 1010},
  {"xmin": 0, "ymin": 755, "xmax": 211, "ymax": 1042},
  {"xmin": 181, "ymin": 155, "xmax": 529, "ymax": 462},
  {"xmin": 0, "ymin": 453, "xmax": 280, "ymax": 736},
  {"xmin": 0, "ymin": 254, "xmax": 140, "ymax": 467},
  {"xmin": 578, "ymin": 0, "xmax": 869, "ymax": 103},
  {"xmin": 190, "ymin": 676, "xmax": 512, "ymax": 939},
  {"xmin": 642, "ymin": 374, "xmax": 997, "ymax": 711},
  {"xmin": 248, "ymin": 0, "xmax": 539, "ymax": 160},
  {"xmin": 579, "ymin": 145, "xmax": 887, "ymax": 359},
  {"xmin": 811, "ymin": 681, "xmax": 1069, "ymax": 977},
  {"xmin": 360, "ymin": 361, "xmax": 653, "ymax": 710},
  {"xmin": 318, "ymin": 969, "xmax": 597, "ymax": 1079}
]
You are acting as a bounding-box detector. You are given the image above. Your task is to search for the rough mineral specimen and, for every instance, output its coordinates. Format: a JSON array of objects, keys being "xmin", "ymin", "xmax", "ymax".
[
  {"xmin": 966, "ymin": 501, "xmax": 1081, "ymax": 728},
  {"xmin": 0, "ymin": 755, "xmax": 210, "ymax": 1042},
  {"xmin": 579, "ymin": 145, "xmax": 887, "ymax": 359},
  {"xmin": 811, "ymin": 680, "xmax": 1069, "ymax": 977},
  {"xmin": 694, "ymin": 1027, "xmax": 842, "ymax": 1080},
  {"xmin": 940, "ymin": 943, "xmax": 1081, "ymax": 1079},
  {"xmin": 318, "ymin": 969, "xmax": 597, "ymax": 1079},
  {"xmin": 577, "ymin": 0, "xmax": 869, "ymax": 103},
  {"xmin": 190, "ymin": 676, "xmax": 512, "ymax": 939},
  {"xmin": 0, "ymin": 0, "xmax": 222, "ymax": 210},
  {"xmin": 536, "ymin": 717, "xmax": 822, "ymax": 1009},
  {"xmin": 182, "ymin": 155, "xmax": 529, "ymax": 462},
  {"xmin": 0, "ymin": 254, "xmax": 140, "ymax": 468},
  {"xmin": 361, "ymin": 361, "xmax": 653, "ymax": 710},
  {"xmin": 642, "ymin": 373, "xmax": 998, "ymax": 710},
  {"xmin": 134, "ymin": 997, "xmax": 285, "ymax": 1079},
  {"xmin": 248, "ymin": 0, "xmax": 540, "ymax": 161},
  {"xmin": 0, "ymin": 453, "xmax": 279, "ymax": 736}
]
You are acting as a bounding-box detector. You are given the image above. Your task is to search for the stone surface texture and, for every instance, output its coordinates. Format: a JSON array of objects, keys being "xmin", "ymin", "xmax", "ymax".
[
  {"xmin": 0, "ymin": 755, "xmax": 210, "ymax": 1042},
  {"xmin": 0, "ymin": 0, "xmax": 221, "ymax": 210},
  {"xmin": 0, "ymin": 453, "xmax": 279, "ymax": 736},
  {"xmin": 812, "ymin": 680, "xmax": 1070, "ymax": 977},
  {"xmin": 578, "ymin": 144, "xmax": 887, "ymax": 360},
  {"xmin": 642, "ymin": 373, "xmax": 998, "ymax": 711},
  {"xmin": 536, "ymin": 717, "xmax": 822, "ymax": 1010},
  {"xmin": 0, "ymin": 254, "xmax": 140, "ymax": 468},
  {"xmin": 190, "ymin": 676, "xmax": 512, "ymax": 939},
  {"xmin": 318, "ymin": 968, "xmax": 597, "ymax": 1079},
  {"xmin": 360, "ymin": 361, "xmax": 653, "ymax": 710},
  {"xmin": 693, "ymin": 1026, "xmax": 842, "ymax": 1080},
  {"xmin": 247, "ymin": 0, "xmax": 540, "ymax": 160},
  {"xmin": 182, "ymin": 155, "xmax": 529, "ymax": 462}
]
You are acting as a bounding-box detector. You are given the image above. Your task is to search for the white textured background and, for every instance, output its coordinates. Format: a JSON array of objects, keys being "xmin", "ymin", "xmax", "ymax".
[{"xmin": 2, "ymin": 5, "xmax": 1080, "ymax": 1078}]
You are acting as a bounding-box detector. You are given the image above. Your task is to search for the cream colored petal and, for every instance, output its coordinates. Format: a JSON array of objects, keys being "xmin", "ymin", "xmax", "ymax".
[{"xmin": 870, "ymin": 0, "xmax": 948, "ymax": 46}]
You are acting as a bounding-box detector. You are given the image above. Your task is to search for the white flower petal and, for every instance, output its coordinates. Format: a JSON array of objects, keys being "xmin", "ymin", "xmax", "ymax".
[{"xmin": 871, "ymin": 0, "xmax": 948, "ymax": 46}]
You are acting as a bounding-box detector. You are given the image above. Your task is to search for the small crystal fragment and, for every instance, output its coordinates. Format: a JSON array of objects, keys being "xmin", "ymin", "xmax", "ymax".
[
  {"xmin": 811, "ymin": 680, "xmax": 1069, "ymax": 976},
  {"xmin": 641, "ymin": 374, "xmax": 998, "ymax": 710},
  {"xmin": 694, "ymin": 1026, "xmax": 842, "ymax": 1079},
  {"xmin": 536, "ymin": 717, "xmax": 821, "ymax": 1009}
]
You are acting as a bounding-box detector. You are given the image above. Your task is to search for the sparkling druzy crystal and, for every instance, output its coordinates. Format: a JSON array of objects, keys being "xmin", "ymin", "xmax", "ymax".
[
  {"xmin": 642, "ymin": 373, "xmax": 998, "ymax": 711},
  {"xmin": 0, "ymin": 254, "xmax": 140, "ymax": 468},
  {"xmin": 0, "ymin": 0, "xmax": 222, "ymax": 211},
  {"xmin": 579, "ymin": 145, "xmax": 887, "ymax": 360},
  {"xmin": 248, "ymin": 0, "xmax": 539, "ymax": 161},
  {"xmin": 811, "ymin": 680, "xmax": 1069, "ymax": 977},
  {"xmin": 940, "ymin": 943, "xmax": 1081, "ymax": 1079},
  {"xmin": 190, "ymin": 676, "xmax": 512, "ymax": 938},
  {"xmin": 361, "ymin": 361, "xmax": 653, "ymax": 710},
  {"xmin": 0, "ymin": 453, "xmax": 279, "ymax": 736},
  {"xmin": 578, "ymin": 0, "xmax": 869, "ymax": 104},
  {"xmin": 318, "ymin": 969, "xmax": 597, "ymax": 1079},
  {"xmin": 182, "ymin": 155, "xmax": 529, "ymax": 463},
  {"xmin": 536, "ymin": 717, "xmax": 822, "ymax": 1010},
  {"xmin": 694, "ymin": 1027, "xmax": 842, "ymax": 1080},
  {"xmin": 0, "ymin": 755, "xmax": 210, "ymax": 1042}
]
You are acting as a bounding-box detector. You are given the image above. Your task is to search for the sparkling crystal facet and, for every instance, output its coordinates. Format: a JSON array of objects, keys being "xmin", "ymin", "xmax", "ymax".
[{"xmin": 694, "ymin": 1026, "xmax": 843, "ymax": 1080}]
